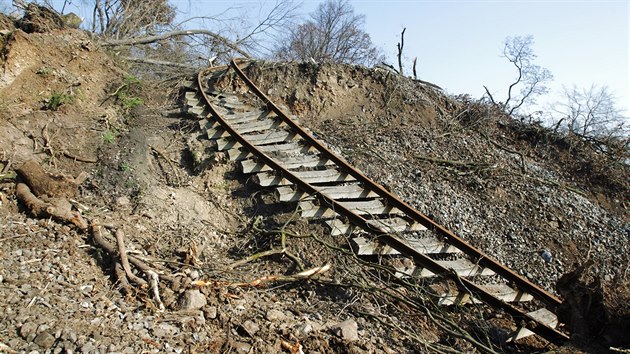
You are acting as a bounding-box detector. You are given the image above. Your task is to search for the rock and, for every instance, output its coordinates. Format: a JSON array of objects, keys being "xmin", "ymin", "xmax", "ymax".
[
  {"xmin": 179, "ymin": 289, "xmax": 207, "ymax": 310},
  {"xmin": 20, "ymin": 322, "xmax": 38, "ymax": 341},
  {"xmin": 240, "ymin": 320, "xmax": 259, "ymax": 337},
  {"xmin": 265, "ymin": 309, "xmax": 286, "ymax": 322},
  {"xmin": 293, "ymin": 322, "xmax": 313, "ymax": 338},
  {"xmin": 541, "ymin": 250, "xmax": 552, "ymax": 263},
  {"xmin": 81, "ymin": 340, "xmax": 95, "ymax": 353},
  {"xmin": 331, "ymin": 319, "xmax": 359, "ymax": 341},
  {"xmin": 34, "ymin": 331, "xmax": 55, "ymax": 349},
  {"xmin": 153, "ymin": 323, "xmax": 179, "ymax": 338},
  {"xmin": 205, "ymin": 306, "xmax": 217, "ymax": 319},
  {"xmin": 233, "ymin": 341, "xmax": 252, "ymax": 354},
  {"xmin": 116, "ymin": 196, "xmax": 130, "ymax": 206}
]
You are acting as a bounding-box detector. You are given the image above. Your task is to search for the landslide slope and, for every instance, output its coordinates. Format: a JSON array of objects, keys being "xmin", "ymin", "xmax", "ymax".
[{"xmin": 1, "ymin": 12, "xmax": 628, "ymax": 353}]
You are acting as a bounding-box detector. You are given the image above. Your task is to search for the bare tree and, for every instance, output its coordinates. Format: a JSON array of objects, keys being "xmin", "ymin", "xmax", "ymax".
[
  {"xmin": 553, "ymin": 84, "xmax": 628, "ymax": 138},
  {"xmin": 484, "ymin": 35, "xmax": 553, "ymax": 116},
  {"xmin": 90, "ymin": 0, "xmax": 175, "ymax": 39},
  {"xmin": 276, "ymin": 0, "xmax": 382, "ymax": 66},
  {"xmin": 100, "ymin": 0, "xmax": 299, "ymax": 76}
]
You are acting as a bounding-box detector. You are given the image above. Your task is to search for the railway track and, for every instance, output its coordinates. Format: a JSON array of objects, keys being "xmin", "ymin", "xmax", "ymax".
[{"xmin": 182, "ymin": 59, "xmax": 570, "ymax": 345}]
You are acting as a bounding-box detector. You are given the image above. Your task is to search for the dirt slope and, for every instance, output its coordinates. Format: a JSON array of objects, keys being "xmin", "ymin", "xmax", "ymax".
[{"xmin": 1, "ymin": 12, "xmax": 629, "ymax": 354}]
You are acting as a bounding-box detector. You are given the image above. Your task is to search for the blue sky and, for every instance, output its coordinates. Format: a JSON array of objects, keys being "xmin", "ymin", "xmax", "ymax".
[{"xmin": 16, "ymin": 0, "xmax": 630, "ymax": 115}]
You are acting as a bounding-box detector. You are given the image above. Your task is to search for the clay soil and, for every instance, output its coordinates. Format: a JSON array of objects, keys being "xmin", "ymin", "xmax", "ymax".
[{"xmin": 1, "ymin": 13, "xmax": 629, "ymax": 354}]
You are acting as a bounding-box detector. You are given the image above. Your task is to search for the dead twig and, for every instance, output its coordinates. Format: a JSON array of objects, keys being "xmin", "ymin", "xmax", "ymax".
[
  {"xmin": 150, "ymin": 145, "xmax": 181, "ymax": 186},
  {"xmin": 193, "ymin": 264, "xmax": 331, "ymax": 288},
  {"xmin": 228, "ymin": 248, "xmax": 286, "ymax": 269},
  {"xmin": 147, "ymin": 270, "xmax": 165, "ymax": 312},
  {"xmin": 62, "ymin": 150, "xmax": 98, "ymax": 163},
  {"xmin": 480, "ymin": 133, "xmax": 526, "ymax": 172}
]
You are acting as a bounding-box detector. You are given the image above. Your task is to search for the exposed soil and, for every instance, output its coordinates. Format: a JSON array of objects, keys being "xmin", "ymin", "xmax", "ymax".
[{"xmin": 1, "ymin": 8, "xmax": 629, "ymax": 354}]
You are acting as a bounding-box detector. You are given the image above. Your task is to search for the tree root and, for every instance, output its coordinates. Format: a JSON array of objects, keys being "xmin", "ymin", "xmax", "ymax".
[
  {"xmin": 16, "ymin": 182, "xmax": 87, "ymax": 229},
  {"xmin": 16, "ymin": 159, "xmax": 78, "ymax": 199},
  {"xmin": 92, "ymin": 221, "xmax": 171, "ymax": 311},
  {"xmin": 115, "ymin": 229, "xmax": 148, "ymax": 288}
]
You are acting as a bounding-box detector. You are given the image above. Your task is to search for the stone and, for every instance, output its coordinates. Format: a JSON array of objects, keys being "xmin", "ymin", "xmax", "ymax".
[
  {"xmin": 116, "ymin": 196, "xmax": 130, "ymax": 206},
  {"xmin": 153, "ymin": 323, "xmax": 179, "ymax": 338},
  {"xmin": 20, "ymin": 322, "xmax": 38, "ymax": 341},
  {"xmin": 293, "ymin": 322, "xmax": 313, "ymax": 338},
  {"xmin": 34, "ymin": 331, "xmax": 55, "ymax": 348},
  {"xmin": 81, "ymin": 340, "xmax": 95, "ymax": 353},
  {"xmin": 233, "ymin": 341, "xmax": 252, "ymax": 354},
  {"xmin": 240, "ymin": 320, "xmax": 259, "ymax": 337},
  {"xmin": 265, "ymin": 309, "xmax": 286, "ymax": 322},
  {"xmin": 179, "ymin": 289, "xmax": 207, "ymax": 310},
  {"xmin": 205, "ymin": 306, "xmax": 217, "ymax": 319},
  {"xmin": 331, "ymin": 319, "xmax": 359, "ymax": 341}
]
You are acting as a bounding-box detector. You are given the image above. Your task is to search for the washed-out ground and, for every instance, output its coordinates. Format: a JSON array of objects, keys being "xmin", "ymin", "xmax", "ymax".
[{"xmin": 1, "ymin": 11, "xmax": 629, "ymax": 354}]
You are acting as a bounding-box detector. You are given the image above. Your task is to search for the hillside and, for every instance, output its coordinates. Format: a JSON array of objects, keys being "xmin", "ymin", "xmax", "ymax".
[{"xmin": 0, "ymin": 9, "xmax": 628, "ymax": 354}]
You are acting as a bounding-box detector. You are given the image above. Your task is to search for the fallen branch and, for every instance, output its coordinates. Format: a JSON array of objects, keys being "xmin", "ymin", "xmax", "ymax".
[
  {"xmin": 62, "ymin": 150, "xmax": 98, "ymax": 163},
  {"xmin": 123, "ymin": 56, "xmax": 197, "ymax": 69},
  {"xmin": 413, "ymin": 78, "xmax": 443, "ymax": 90},
  {"xmin": 193, "ymin": 264, "xmax": 331, "ymax": 288},
  {"xmin": 480, "ymin": 133, "xmax": 526, "ymax": 172},
  {"xmin": 415, "ymin": 155, "xmax": 495, "ymax": 170},
  {"xmin": 114, "ymin": 262, "xmax": 133, "ymax": 295},
  {"xmin": 101, "ymin": 29, "xmax": 252, "ymax": 59},
  {"xmin": 16, "ymin": 183, "xmax": 87, "ymax": 229},
  {"xmin": 483, "ymin": 85, "xmax": 498, "ymax": 106},
  {"xmin": 228, "ymin": 248, "xmax": 286, "ymax": 269}
]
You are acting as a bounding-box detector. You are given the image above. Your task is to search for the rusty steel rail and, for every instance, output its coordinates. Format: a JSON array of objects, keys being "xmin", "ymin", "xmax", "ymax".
[{"xmin": 193, "ymin": 60, "xmax": 570, "ymax": 345}]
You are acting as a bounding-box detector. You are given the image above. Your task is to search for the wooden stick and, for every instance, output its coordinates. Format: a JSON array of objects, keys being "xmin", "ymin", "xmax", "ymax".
[
  {"xmin": 147, "ymin": 270, "xmax": 165, "ymax": 312},
  {"xmin": 228, "ymin": 248, "xmax": 286, "ymax": 269},
  {"xmin": 62, "ymin": 150, "xmax": 98, "ymax": 163},
  {"xmin": 193, "ymin": 264, "xmax": 331, "ymax": 288}
]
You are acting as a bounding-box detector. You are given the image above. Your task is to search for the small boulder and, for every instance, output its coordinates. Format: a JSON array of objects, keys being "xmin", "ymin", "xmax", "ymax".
[
  {"xmin": 34, "ymin": 331, "xmax": 55, "ymax": 349},
  {"xmin": 179, "ymin": 289, "xmax": 207, "ymax": 310},
  {"xmin": 331, "ymin": 319, "xmax": 359, "ymax": 341}
]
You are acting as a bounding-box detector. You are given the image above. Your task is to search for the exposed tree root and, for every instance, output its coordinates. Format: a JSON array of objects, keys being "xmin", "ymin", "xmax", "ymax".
[
  {"xmin": 91, "ymin": 221, "xmax": 172, "ymax": 311},
  {"xmin": 15, "ymin": 182, "xmax": 87, "ymax": 229},
  {"xmin": 16, "ymin": 159, "xmax": 78, "ymax": 199}
]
